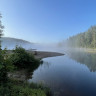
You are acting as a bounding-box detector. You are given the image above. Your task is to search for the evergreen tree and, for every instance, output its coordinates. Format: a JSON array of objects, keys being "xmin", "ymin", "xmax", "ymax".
[
  {"xmin": 0, "ymin": 14, "xmax": 4, "ymax": 49},
  {"xmin": 66, "ymin": 26, "xmax": 96, "ymax": 48}
]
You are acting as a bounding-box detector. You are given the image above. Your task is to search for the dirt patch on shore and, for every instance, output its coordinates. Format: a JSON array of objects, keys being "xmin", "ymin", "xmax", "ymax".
[{"xmin": 27, "ymin": 51, "xmax": 64, "ymax": 59}]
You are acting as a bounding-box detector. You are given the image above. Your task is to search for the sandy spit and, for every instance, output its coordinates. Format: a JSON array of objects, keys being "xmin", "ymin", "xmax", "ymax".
[{"xmin": 27, "ymin": 50, "xmax": 64, "ymax": 59}]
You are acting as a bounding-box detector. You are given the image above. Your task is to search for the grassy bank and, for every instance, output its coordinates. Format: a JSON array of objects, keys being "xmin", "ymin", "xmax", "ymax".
[{"xmin": 0, "ymin": 79, "xmax": 51, "ymax": 96}]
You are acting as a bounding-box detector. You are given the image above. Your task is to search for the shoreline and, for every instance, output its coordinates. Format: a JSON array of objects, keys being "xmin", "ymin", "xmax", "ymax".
[
  {"xmin": 83, "ymin": 48, "xmax": 96, "ymax": 53},
  {"xmin": 68, "ymin": 48, "xmax": 96, "ymax": 53},
  {"xmin": 76, "ymin": 48, "xmax": 96, "ymax": 53},
  {"xmin": 27, "ymin": 50, "xmax": 64, "ymax": 59}
]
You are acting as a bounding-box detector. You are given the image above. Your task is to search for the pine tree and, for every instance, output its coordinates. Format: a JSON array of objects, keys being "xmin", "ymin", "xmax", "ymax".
[{"xmin": 0, "ymin": 13, "xmax": 4, "ymax": 49}]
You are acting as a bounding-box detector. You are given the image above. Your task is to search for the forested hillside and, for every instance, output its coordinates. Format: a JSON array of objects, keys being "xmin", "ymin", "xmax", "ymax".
[{"xmin": 66, "ymin": 26, "xmax": 96, "ymax": 48}]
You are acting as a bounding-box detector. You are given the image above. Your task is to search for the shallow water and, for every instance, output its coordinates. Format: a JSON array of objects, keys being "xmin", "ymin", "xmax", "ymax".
[{"xmin": 28, "ymin": 49, "xmax": 96, "ymax": 96}]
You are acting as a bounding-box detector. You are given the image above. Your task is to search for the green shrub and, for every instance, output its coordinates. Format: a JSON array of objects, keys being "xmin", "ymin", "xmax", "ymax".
[
  {"xmin": 10, "ymin": 46, "xmax": 41, "ymax": 69},
  {"xmin": 10, "ymin": 86, "xmax": 46, "ymax": 96},
  {"xmin": 0, "ymin": 49, "xmax": 14, "ymax": 85},
  {"xmin": 0, "ymin": 49, "xmax": 14, "ymax": 95},
  {"xmin": 0, "ymin": 79, "xmax": 50, "ymax": 96}
]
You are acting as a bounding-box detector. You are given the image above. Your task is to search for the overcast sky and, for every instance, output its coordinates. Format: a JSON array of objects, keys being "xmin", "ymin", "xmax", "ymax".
[{"xmin": 0, "ymin": 0, "xmax": 96, "ymax": 43}]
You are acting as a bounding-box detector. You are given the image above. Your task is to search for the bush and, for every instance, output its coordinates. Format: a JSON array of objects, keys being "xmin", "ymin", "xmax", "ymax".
[
  {"xmin": 0, "ymin": 79, "xmax": 50, "ymax": 96},
  {"xmin": 0, "ymin": 49, "xmax": 14, "ymax": 85},
  {"xmin": 10, "ymin": 47, "xmax": 41, "ymax": 69}
]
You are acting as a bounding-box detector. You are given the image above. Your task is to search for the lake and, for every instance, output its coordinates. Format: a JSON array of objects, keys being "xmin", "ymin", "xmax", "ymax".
[{"xmin": 28, "ymin": 48, "xmax": 96, "ymax": 96}]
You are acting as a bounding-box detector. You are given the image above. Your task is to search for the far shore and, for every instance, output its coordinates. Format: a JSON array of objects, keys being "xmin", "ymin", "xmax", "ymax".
[
  {"xmin": 83, "ymin": 48, "xmax": 96, "ymax": 53},
  {"xmin": 68, "ymin": 47, "xmax": 96, "ymax": 53},
  {"xmin": 76, "ymin": 48, "xmax": 96, "ymax": 53}
]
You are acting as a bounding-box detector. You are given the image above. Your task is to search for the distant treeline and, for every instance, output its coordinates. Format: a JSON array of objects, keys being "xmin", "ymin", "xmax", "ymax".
[{"xmin": 66, "ymin": 26, "xmax": 96, "ymax": 48}]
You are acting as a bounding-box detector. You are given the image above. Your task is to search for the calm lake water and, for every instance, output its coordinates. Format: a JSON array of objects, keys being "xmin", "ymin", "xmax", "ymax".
[{"xmin": 28, "ymin": 49, "xmax": 96, "ymax": 96}]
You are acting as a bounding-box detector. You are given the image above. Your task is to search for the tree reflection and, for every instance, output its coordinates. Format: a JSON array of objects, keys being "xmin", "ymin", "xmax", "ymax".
[
  {"xmin": 8, "ymin": 62, "xmax": 43, "ymax": 81},
  {"xmin": 68, "ymin": 50, "xmax": 96, "ymax": 72}
]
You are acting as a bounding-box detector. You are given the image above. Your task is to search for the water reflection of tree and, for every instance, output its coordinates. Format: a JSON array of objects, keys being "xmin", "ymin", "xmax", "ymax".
[
  {"xmin": 42, "ymin": 61, "xmax": 51, "ymax": 68},
  {"xmin": 9, "ymin": 62, "xmax": 43, "ymax": 81},
  {"xmin": 68, "ymin": 51, "xmax": 96, "ymax": 72}
]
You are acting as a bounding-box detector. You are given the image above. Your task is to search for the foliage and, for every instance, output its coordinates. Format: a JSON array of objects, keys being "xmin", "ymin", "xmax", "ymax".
[
  {"xmin": 0, "ymin": 13, "xmax": 4, "ymax": 49},
  {"xmin": 0, "ymin": 79, "xmax": 51, "ymax": 96},
  {"xmin": 0, "ymin": 49, "xmax": 14, "ymax": 85},
  {"xmin": 10, "ymin": 46, "xmax": 41, "ymax": 68},
  {"xmin": 66, "ymin": 26, "xmax": 96, "ymax": 48}
]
